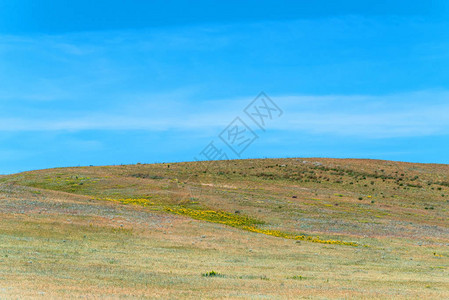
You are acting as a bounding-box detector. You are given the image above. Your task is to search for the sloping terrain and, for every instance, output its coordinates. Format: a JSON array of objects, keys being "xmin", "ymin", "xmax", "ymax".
[{"xmin": 0, "ymin": 158, "xmax": 448, "ymax": 298}]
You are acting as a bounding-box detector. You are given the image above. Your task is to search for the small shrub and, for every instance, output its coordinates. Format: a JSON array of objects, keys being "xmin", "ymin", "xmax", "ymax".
[
  {"xmin": 131, "ymin": 173, "xmax": 164, "ymax": 180},
  {"xmin": 202, "ymin": 271, "xmax": 223, "ymax": 277}
]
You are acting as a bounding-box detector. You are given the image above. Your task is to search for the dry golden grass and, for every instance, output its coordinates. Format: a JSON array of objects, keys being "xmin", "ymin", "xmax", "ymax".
[{"xmin": 0, "ymin": 158, "xmax": 448, "ymax": 299}]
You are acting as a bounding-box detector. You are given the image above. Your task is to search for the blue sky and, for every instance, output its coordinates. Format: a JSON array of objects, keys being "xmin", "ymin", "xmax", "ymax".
[{"xmin": 1, "ymin": 1, "xmax": 449, "ymax": 174}]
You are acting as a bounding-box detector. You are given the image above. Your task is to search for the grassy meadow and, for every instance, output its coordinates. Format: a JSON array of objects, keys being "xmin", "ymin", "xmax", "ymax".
[{"xmin": 0, "ymin": 158, "xmax": 448, "ymax": 298}]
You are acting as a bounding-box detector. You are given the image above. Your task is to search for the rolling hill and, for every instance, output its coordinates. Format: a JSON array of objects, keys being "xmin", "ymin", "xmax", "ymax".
[{"xmin": 0, "ymin": 158, "xmax": 448, "ymax": 298}]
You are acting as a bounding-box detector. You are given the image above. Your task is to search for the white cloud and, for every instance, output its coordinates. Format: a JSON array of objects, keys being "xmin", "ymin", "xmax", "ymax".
[
  {"xmin": 0, "ymin": 90, "xmax": 448, "ymax": 140},
  {"xmin": 274, "ymin": 90, "xmax": 449, "ymax": 138}
]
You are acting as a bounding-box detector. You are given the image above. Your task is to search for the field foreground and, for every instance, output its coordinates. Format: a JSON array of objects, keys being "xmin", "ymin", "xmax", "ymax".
[{"xmin": 0, "ymin": 158, "xmax": 448, "ymax": 298}]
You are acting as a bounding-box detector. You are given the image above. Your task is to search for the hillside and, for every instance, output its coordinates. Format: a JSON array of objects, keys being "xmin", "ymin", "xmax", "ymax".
[{"xmin": 0, "ymin": 158, "xmax": 448, "ymax": 298}]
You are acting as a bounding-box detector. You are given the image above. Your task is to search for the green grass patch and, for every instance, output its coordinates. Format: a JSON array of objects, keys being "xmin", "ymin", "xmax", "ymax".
[{"xmin": 202, "ymin": 270, "xmax": 224, "ymax": 278}]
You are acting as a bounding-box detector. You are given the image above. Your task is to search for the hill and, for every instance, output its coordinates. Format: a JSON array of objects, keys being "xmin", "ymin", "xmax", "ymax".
[{"xmin": 0, "ymin": 158, "xmax": 448, "ymax": 298}]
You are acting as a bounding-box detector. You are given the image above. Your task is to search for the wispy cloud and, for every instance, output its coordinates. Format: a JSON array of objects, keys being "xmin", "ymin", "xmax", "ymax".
[
  {"xmin": 1, "ymin": 90, "xmax": 448, "ymax": 139},
  {"xmin": 275, "ymin": 90, "xmax": 449, "ymax": 138}
]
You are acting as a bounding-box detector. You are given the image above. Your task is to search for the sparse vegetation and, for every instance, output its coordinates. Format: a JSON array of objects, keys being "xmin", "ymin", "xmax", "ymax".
[{"xmin": 0, "ymin": 157, "xmax": 448, "ymax": 298}]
